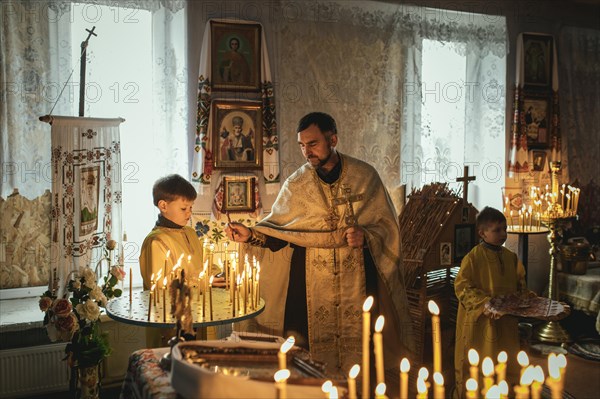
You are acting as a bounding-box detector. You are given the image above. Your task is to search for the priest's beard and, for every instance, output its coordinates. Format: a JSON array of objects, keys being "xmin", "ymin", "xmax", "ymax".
[{"xmin": 307, "ymin": 147, "xmax": 334, "ymax": 170}]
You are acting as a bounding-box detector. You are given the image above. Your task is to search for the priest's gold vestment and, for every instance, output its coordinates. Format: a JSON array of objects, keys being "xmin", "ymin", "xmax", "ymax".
[{"xmin": 252, "ymin": 153, "xmax": 415, "ymax": 373}]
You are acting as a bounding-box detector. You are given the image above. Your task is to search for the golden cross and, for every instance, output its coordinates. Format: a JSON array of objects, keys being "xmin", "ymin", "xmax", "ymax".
[
  {"xmin": 332, "ymin": 185, "xmax": 364, "ymax": 226},
  {"xmin": 456, "ymin": 166, "xmax": 476, "ymax": 205}
]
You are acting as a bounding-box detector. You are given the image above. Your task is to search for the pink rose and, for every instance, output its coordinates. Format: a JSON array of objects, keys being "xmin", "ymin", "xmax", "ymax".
[
  {"xmin": 52, "ymin": 298, "xmax": 72, "ymax": 318},
  {"xmin": 39, "ymin": 296, "xmax": 53, "ymax": 312},
  {"xmin": 110, "ymin": 266, "xmax": 126, "ymax": 281}
]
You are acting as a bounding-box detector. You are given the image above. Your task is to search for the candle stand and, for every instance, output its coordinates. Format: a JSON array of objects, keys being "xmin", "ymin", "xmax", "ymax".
[{"xmin": 534, "ymin": 161, "xmax": 577, "ymax": 344}]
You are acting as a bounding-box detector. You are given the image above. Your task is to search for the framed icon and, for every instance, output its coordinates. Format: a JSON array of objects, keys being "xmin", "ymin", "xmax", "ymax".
[
  {"xmin": 211, "ymin": 21, "xmax": 261, "ymax": 91},
  {"xmin": 211, "ymin": 100, "xmax": 262, "ymax": 169},
  {"xmin": 222, "ymin": 176, "xmax": 256, "ymax": 213},
  {"xmin": 454, "ymin": 224, "xmax": 476, "ymax": 263}
]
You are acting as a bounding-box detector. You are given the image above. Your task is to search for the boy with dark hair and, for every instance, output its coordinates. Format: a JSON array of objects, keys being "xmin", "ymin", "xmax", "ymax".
[
  {"xmin": 454, "ymin": 206, "xmax": 529, "ymax": 397},
  {"xmin": 140, "ymin": 174, "xmax": 202, "ymax": 290}
]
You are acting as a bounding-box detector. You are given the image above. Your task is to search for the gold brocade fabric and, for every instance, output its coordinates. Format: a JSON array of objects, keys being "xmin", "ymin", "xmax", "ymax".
[
  {"xmin": 454, "ymin": 243, "xmax": 527, "ymax": 398},
  {"xmin": 139, "ymin": 226, "xmax": 204, "ymax": 290},
  {"xmin": 254, "ymin": 153, "xmax": 415, "ymax": 372}
]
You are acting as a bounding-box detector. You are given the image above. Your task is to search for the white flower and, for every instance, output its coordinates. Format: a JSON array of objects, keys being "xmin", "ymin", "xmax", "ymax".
[
  {"xmin": 89, "ymin": 286, "xmax": 103, "ymax": 301},
  {"xmin": 110, "ymin": 266, "xmax": 126, "ymax": 281},
  {"xmin": 72, "ymin": 280, "xmax": 81, "ymax": 289},
  {"xmin": 80, "ymin": 267, "xmax": 97, "ymax": 289},
  {"xmin": 76, "ymin": 299, "xmax": 100, "ymax": 321}
]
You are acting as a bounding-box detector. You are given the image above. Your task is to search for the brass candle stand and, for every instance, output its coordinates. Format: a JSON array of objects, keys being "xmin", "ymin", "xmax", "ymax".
[{"xmin": 534, "ymin": 161, "xmax": 574, "ymax": 344}]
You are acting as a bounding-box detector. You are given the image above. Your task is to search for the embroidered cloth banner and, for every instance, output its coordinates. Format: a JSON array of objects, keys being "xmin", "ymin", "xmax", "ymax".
[{"xmin": 42, "ymin": 115, "xmax": 124, "ymax": 296}]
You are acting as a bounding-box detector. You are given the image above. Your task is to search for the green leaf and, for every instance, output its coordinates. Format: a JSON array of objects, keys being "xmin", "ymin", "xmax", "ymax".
[{"xmin": 113, "ymin": 289, "xmax": 122, "ymax": 297}]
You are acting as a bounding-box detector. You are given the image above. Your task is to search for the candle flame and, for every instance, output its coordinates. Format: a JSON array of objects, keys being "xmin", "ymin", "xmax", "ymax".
[
  {"xmin": 187, "ymin": 254, "xmax": 191, "ymax": 262},
  {"xmin": 362, "ymin": 296, "xmax": 374, "ymax": 312},
  {"xmin": 521, "ymin": 365, "xmax": 535, "ymax": 386},
  {"xmin": 548, "ymin": 354, "xmax": 560, "ymax": 379},
  {"xmin": 349, "ymin": 364, "xmax": 360, "ymax": 379},
  {"xmin": 203, "ymin": 260, "xmax": 208, "ymax": 272},
  {"xmin": 274, "ymin": 369, "xmax": 290, "ymax": 383},
  {"xmin": 468, "ymin": 349, "xmax": 479, "ymax": 366},
  {"xmin": 400, "ymin": 358, "xmax": 410, "ymax": 373},
  {"xmin": 556, "ymin": 353, "xmax": 567, "ymax": 369},
  {"xmin": 374, "ymin": 315, "xmax": 385, "ymax": 332},
  {"xmin": 417, "ymin": 378, "xmax": 427, "ymax": 394},
  {"xmin": 497, "ymin": 351, "xmax": 507, "ymax": 364},
  {"xmin": 209, "ymin": 276, "xmax": 214, "ymax": 286},
  {"xmin": 533, "ymin": 366, "xmax": 545, "ymax": 383},
  {"xmin": 466, "ymin": 378, "xmax": 478, "ymax": 392},
  {"xmin": 162, "ymin": 276, "xmax": 167, "ymax": 286},
  {"xmin": 517, "ymin": 351, "xmax": 529, "ymax": 367},
  {"xmin": 151, "ymin": 283, "xmax": 156, "ymax": 291},
  {"xmin": 482, "ymin": 357, "xmax": 494, "ymax": 377},
  {"xmin": 428, "ymin": 300, "xmax": 440, "ymax": 315},
  {"xmin": 329, "ymin": 386, "xmax": 339, "ymax": 399},
  {"xmin": 321, "ymin": 380, "xmax": 333, "ymax": 393},
  {"xmin": 433, "ymin": 372, "xmax": 444, "ymax": 385},
  {"xmin": 166, "ymin": 249, "xmax": 171, "ymax": 258},
  {"xmin": 418, "ymin": 367, "xmax": 429, "ymax": 381},
  {"xmin": 485, "ymin": 385, "xmax": 500, "ymax": 399},
  {"xmin": 280, "ymin": 336, "xmax": 295, "ymax": 354},
  {"xmin": 150, "ymin": 273, "xmax": 155, "ymax": 281},
  {"xmin": 498, "ymin": 381, "xmax": 508, "ymax": 395},
  {"xmin": 375, "ymin": 383, "xmax": 386, "ymax": 396}
]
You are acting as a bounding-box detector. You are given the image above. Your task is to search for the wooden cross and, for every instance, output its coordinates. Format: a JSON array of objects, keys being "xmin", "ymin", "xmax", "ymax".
[
  {"xmin": 456, "ymin": 166, "xmax": 476, "ymax": 205},
  {"xmin": 79, "ymin": 26, "xmax": 97, "ymax": 117},
  {"xmin": 332, "ymin": 185, "xmax": 364, "ymax": 226}
]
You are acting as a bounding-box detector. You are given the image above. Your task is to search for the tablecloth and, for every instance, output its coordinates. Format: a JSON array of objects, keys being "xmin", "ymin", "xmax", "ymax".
[{"xmin": 558, "ymin": 265, "xmax": 600, "ymax": 333}]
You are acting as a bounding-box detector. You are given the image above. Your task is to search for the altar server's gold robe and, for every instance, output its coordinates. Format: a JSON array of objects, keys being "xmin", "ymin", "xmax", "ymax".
[{"xmin": 454, "ymin": 243, "xmax": 527, "ymax": 397}]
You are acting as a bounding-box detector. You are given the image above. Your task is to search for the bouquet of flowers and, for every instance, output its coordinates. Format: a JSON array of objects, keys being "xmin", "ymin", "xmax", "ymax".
[{"xmin": 40, "ymin": 240, "xmax": 126, "ymax": 368}]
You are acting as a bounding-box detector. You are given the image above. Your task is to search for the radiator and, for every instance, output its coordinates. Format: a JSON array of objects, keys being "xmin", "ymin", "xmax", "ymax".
[{"xmin": 0, "ymin": 343, "xmax": 70, "ymax": 398}]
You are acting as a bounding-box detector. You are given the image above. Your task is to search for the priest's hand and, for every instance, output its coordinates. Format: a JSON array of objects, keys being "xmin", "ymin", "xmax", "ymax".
[
  {"xmin": 345, "ymin": 226, "xmax": 365, "ymax": 248},
  {"xmin": 483, "ymin": 300, "xmax": 502, "ymax": 319},
  {"xmin": 225, "ymin": 222, "xmax": 251, "ymax": 243}
]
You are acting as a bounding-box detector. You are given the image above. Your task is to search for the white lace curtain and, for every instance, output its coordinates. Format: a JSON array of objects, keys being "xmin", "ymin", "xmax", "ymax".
[
  {"xmin": 558, "ymin": 27, "xmax": 600, "ymax": 185},
  {"xmin": 1, "ymin": 1, "xmax": 188, "ymax": 290},
  {"xmin": 270, "ymin": 1, "xmax": 506, "ymax": 211}
]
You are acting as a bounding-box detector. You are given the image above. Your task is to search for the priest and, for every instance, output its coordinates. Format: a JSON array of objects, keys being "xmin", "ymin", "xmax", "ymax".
[{"xmin": 226, "ymin": 112, "xmax": 415, "ymax": 375}]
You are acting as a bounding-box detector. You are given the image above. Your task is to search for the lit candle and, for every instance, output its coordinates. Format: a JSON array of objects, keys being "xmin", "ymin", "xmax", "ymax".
[
  {"xmin": 362, "ymin": 296, "xmax": 374, "ymax": 399},
  {"xmin": 498, "ymin": 380, "xmax": 509, "ymax": 399},
  {"xmin": 374, "ymin": 315, "xmax": 385, "ymax": 385},
  {"xmin": 466, "ymin": 378, "xmax": 478, "ymax": 399},
  {"xmin": 496, "ymin": 351, "xmax": 507, "ymax": 384},
  {"xmin": 400, "ymin": 358, "xmax": 410, "ymax": 399},
  {"xmin": 375, "ymin": 383, "xmax": 386, "ymax": 399},
  {"xmin": 556, "ymin": 353, "xmax": 567, "ymax": 385},
  {"xmin": 209, "ymin": 275, "xmax": 214, "ymax": 321},
  {"xmin": 468, "ymin": 349, "xmax": 479, "ymax": 385},
  {"xmin": 200, "ymin": 271, "xmax": 206, "ymax": 319},
  {"xmin": 515, "ymin": 366, "xmax": 534, "ymax": 399},
  {"xmin": 329, "ymin": 386, "xmax": 339, "ymax": 399},
  {"xmin": 322, "ymin": 380, "xmax": 333, "ymax": 397},
  {"xmin": 547, "ymin": 354, "xmax": 561, "ymax": 399},
  {"xmin": 416, "ymin": 378, "xmax": 428, "ymax": 399},
  {"xmin": 428, "ymin": 300, "xmax": 442, "ymax": 374},
  {"xmin": 278, "ymin": 336, "xmax": 295, "ymax": 370},
  {"xmin": 433, "ymin": 372, "xmax": 445, "ymax": 399},
  {"xmin": 531, "ymin": 366, "xmax": 544, "ymax": 399},
  {"xmin": 517, "ymin": 351, "xmax": 529, "ymax": 380},
  {"xmin": 481, "ymin": 357, "xmax": 494, "ymax": 396},
  {"xmin": 274, "ymin": 369, "xmax": 290, "ymax": 399},
  {"xmin": 162, "ymin": 276, "xmax": 167, "ymax": 322},
  {"xmin": 348, "ymin": 364, "xmax": 360, "ymax": 399},
  {"xmin": 147, "ymin": 283, "xmax": 156, "ymax": 321}
]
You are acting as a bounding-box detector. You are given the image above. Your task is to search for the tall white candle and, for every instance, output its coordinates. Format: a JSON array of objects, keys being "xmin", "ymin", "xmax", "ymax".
[{"xmin": 362, "ymin": 296, "xmax": 374, "ymax": 399}]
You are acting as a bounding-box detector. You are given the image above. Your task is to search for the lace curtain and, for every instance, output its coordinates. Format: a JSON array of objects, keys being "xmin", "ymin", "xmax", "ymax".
[
  {"xmin": 0, "ymin": 1, "xmax": 73, "ymax": 199},
  {"xmin": 558, "ymin": 27, "xmax": 600, "ymax": 185},
  {"xmin": 271, "ymin": 2, "xmax": 506, "ymax": 211},
  {"xmin": 1, "ymin": 1, "xmax": 188, "ymax": 290}
]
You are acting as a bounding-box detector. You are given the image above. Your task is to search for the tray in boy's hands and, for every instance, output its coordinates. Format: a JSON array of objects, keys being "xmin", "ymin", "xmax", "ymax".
[{"xmin": 487, "ymin": 294, "xmax": 571, "ymax": 321}]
